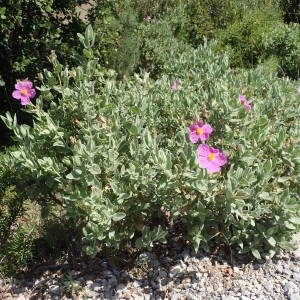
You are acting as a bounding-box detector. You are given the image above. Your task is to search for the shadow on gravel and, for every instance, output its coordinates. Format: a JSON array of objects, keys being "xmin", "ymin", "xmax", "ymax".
[{"xmin": 3, "ymin": 233, "xmax": 269, "ymax": 300}]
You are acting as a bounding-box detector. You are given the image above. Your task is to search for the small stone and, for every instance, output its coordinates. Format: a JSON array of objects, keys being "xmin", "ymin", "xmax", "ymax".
[
  {"xmin": 92, "ymin": 283, "xmax": 103, "ymax": 292},
  {"xmin": 181, "ymin": 277, "xmax": 191, "ymax": 284},
  {"xmin": 181, "ymin": 249, "xmax": 190, "ymax": 261},
  {"xmin": 263, "ymin": 282, "xmax": 273, "ymax": 292},
  {"xmin": 158, "ymin": 270, "xmax": 168, "ymax": 279},
  {"xmin": 241, "ymin": 297, "xmax": 251, "ymax": 300},
  {"xmin": 170, "ymin": 292, "xmax": 181, "ymax": 300},
  {"xmin": 116, "ymin": 283, "xmax": 125, "ymax": 290},
  {"xmin": 107, "ymin": 275, "xmax": 117, "ymax": 286},
  {"xmin": 289, "ymin": 294, "xmax": 300, "ymax": 300},
  {"xmin": 100, "ymin": 261, "xmax": 108, "ymax": 269},
  {"xmin": 276, "ymin": 265, "xmax": 283, "ymax": 273},
  {"xmin": 293, "ymin": 273, "xmax": 300, "ymax": 282},
  {"xmin": 133, "ymin": 281, "xmax": 142, "ymax": 288},
  {"xmin": 222, "ymin": 296, "xmax": 239, "ymax": 300},
  {"xmin": 85, "ymin": 280, "xmax": 94, "ymax": 287},
  {"xmin": 150, "ymin": 259, "xmax": 160, "ymax": 267},
  {"xmin": 104, "ymin": 290, "xmax": 112, "ymax": 299},
  {"xmin": 169, "ymin": 266, "xmax": 182, "ymax": 278},
  {"xmin": 48, "ymin": 285, "xmax": 62, "ymax": 296},
  {"xmin": 144, "ymin": 294, "xmax": 151, "ymax": 300},
  {"xmin": 14, "ymin": 287, "xmax": 26, "ymax": 294},
  {"xmin": 283, "ymin": 268, "xmax": 292, "ymax": 276},
  {"xmin": 284, "ymin": 282, "xmax": 298, "ymax": 295},
  {"xmin": 132, "ymin": 295, "xmax": 144, "ymax": 300},
  {"xmin": 150, "ymin": 281, "xmax": 158, "ymax": 289},
  {"xmin": 16, "ymin": 296, "xmax": 28, "ymax": 300}
]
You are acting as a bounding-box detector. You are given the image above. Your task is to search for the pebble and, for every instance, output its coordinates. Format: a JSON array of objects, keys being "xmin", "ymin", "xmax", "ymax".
[{"xmin": 48, "ymin": 284, "xmax": 62, "ymax": 296}]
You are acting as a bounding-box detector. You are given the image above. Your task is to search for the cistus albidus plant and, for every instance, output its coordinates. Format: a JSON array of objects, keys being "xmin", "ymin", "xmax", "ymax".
[{"xmin": 1, "ymin": 26, "xmax": 300, "ymax": 259}]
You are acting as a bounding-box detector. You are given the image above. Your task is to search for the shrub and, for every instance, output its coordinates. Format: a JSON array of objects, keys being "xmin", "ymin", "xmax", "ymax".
[
  {"xmin": 215, "ymin": 4, "xmax": 281, "ymax": 69},
  {"xmin": 261, "ymin": 23, "xmax": 300, "ymax": 79},
  {"xmin": 0, "ymin": 226, "xmax": 35, "ymax": 277},
  {"xmin": 1, "ymin": 26, "xmax": 300, "ymax": 259},
  {"xmin": 279, "ymin": 0, "xmax": 300, "ymax": 23},
  {"xmin": 0, "ymin": 148, "xmax": 35, "ymax": 277},
  {"xmin": 0, "ymin": 0, "xmax": 87, "ymax": 113}
]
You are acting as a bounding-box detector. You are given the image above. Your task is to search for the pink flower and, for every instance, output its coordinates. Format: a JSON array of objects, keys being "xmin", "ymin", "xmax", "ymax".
[
  {"xmin": 12, "ymin": 80, "xmax": 36, "ymax": 105},
  {"xmin": 146, "ymin": 15, "xmax": 153, "ymax": 21},
  {"xmin": 197, "ymin": 144, "xmax": 228, "ymax": 173},
  {"xmin": 171, "ymin": 79, "xmax": 181, "ymax": 91},
  {"xmin": 189, "ymin": 121, "xmax": 213, "ymax": 143},
  {"xmin": 239, "ymin": 95, "xmax": 251, "ymax": 111}
]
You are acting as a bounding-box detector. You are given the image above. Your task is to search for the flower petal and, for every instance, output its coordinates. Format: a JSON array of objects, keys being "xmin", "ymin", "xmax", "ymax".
[
  {"xmin": 239, "ymin": 95, "xmax": 247, "ymax": 103},
  {"xmin": 214, "ymin": 152, "xmax": 228, "ymax": 166},
  {"xmin": 196, "ymin": 120, "xmax": 204, "ymax": 127},
  {"xmin": 202, "ymin": 124, "xmax": 213, "ymax": 134},
  {"xmin": 28, "ymin": 88, "xmax": 36, "ymax": 98},
  {"xmin": 189, "ymin": 125, "xmax": 198, "ymax": 132},
  {"xmin": 198, "ymin": 157, "xmax": 221, "ymax": 173},
  {"xmin": 12, "ymin": 90, "xmax": 22, "ymax": 99},
  {"xmin": 189, "ymin": 132, "xmax": 200, "ymax": 143},
  {"xmin": 244, "ymin": 103, "xmax": 251, "ymax": 110},
  {"xmin": 20, "ymin": 96, "xmax": 31, "ymax": 105},
  {"xmin": 197, "ymin": 144, "xmax": 211, "ymax": 157}
]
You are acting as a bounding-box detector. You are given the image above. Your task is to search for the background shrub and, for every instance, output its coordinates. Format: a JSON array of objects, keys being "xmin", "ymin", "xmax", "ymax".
[
  {"xmin": 261, "ymin": 23, "xmax": 300, "ymax": 79},
  {"xmin": 0, "ymin": 0, "xmax": 87, "ymax": 146},
  {"xmin": 0, "ymin": 148, "xmax": 36, "ymax": 277},
  {"xmin": 279, "ymin": 0, "xmax": 300, "ymax": 23},
  {"xmin": 215, "ymin": 4, "xmax": 281, "ymax": 68}
]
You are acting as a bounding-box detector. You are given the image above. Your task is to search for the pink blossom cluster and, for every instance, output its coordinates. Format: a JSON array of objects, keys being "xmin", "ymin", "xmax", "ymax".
[
  {"xmin": 239, "ymin": 95, "xmax": 251, "ymax": 111},
  {"xmin": 189, "ymin": 120, "xmax": 228, "ymax": 173},
  {"xmin": 12, "ymin": 80, "xmax": 36, "ymax": 105},
  {"xmin": 171, "ymin": 79, "xmax": 181, "ymax": 91}
]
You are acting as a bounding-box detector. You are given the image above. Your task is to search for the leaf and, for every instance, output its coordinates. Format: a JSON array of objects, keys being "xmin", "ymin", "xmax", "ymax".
[
  {"xmin": 88, "ymin": 164, "xmax": 101, "ymax": 175},
  {"xmin": 66, "ymin": 172, "xmax": 80, "ymax": 180},
  {"xmin": 277, "ymin": 177, "xmax": 290, "ymax": 183},
  {"xmin": 284, "ymin": 221, "xmax": 296, "ymax": 230},
  {"xmin": 258, "ymin": 192, "xmax": 273, "ymax": 200},
  {"xmin": 111, "ymin": 212, "xmax": 126, "ymax": 222},
  {"xmin": 290, "ymin": 217, "xmax": 300, "ymax": 225},
  {"xmin": 267, "ymin": 237, "xmax": 276, "ymax": 247},
  {"xmin": 251, "ymin": 248, "xmax": 261, "ymax": 259}
]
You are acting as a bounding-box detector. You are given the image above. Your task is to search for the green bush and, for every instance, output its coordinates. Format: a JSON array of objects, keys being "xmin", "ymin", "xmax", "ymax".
[
  {"xmin": 215, "ymin": 5, "xmax": 281, "ymax": 68},
  {"xmin": 214, "ymin": 3, "xmax": 300, "ymax": 79},
  {"xmin": 0, "ymin": 226, "xmax": 35, "ymax": 277},
  {"xmin": 2, "ymin": 26, "xmax": 300, "ymax": 259},
  {"xmin": 261, "ymin": 23, "xmax": 300, "ymax": 79},
  {"xmin": 88, "ymin": 0, "xmax": 146, "ymax": 77},
  {"xmin": 0, "ymin": 0, "xmax": 87, "ymax": 112},
  {"xmin": 0, "ymin": 148, "xmax": 35, "ymax": 277},
  {"xmin": 279, "ymin": 0, "xmax": 300, "ymax": 23}
]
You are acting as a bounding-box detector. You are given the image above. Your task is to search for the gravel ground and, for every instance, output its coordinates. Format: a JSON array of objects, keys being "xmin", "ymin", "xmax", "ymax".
[{"xmin": 1, "ymin": 234, "xmax": 300, "ymax": 300}]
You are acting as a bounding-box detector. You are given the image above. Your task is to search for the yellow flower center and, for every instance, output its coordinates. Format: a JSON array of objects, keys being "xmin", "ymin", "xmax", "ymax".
[
  {"xmin": 196, "ymin": 127, "xmax": 203, "ymax": 135},
  {"xmin": 208, "ymin": 153, "xmax": 215, "ymax": 161},
  {"xmin": 21, "ymin": 89, "xmax": 28, "ymax": 96}
]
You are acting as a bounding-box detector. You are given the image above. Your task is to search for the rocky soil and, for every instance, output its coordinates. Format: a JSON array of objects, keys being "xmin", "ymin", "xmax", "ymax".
[{"xmin": 1, "ymin": 234, "xmax": 300, "ymax": 300}]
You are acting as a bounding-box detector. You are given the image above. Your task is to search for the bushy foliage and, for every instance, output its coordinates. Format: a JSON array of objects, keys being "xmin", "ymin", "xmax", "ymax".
[
  {"xmin": 279, "ymin": 0, "xmax": 300, "ymax": 23},
  {"xmin": 0, "ymin": 226, "xmax": 34, "ymax": 277},
  {"xmin": 0, "ymin": 0, "xmax": 87, "ymax": 111},
  {"xmin": 2, "ymin": 26, "xmax": 300, "ymax": 260},
  {"xmin": 0, "ymin": 149, "xmax": 34, "ymax": 277},
  {"xmin": 261, "ymin": 23, "xmax": 300, "ymax": 79},
  {"xmin": 215, "ymin": 5, "xmax": 300, "ymax": 79},
  {"xmin": 215, "ymin": 5, "xmax": 281, "ymax": 68}
]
